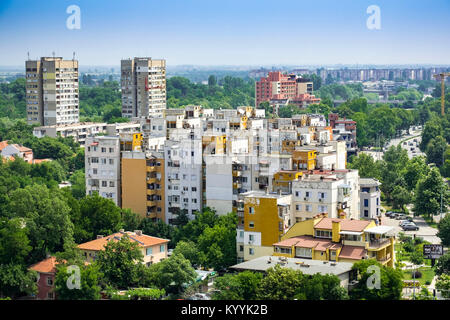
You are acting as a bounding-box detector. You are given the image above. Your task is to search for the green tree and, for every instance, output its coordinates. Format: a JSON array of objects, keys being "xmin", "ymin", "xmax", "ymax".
[
  {"xmin": 437, "ymin": 214, "xmax": 450, "ymax": 247},
  {"xmin": 78, "ymin": 194, "xmax": 123, "ymax": 242},
  {"xmin": 420, "ymin": 118, "xmax": 442, "ymax": 151},
  {"xmin": 96, "ymin": 234, "xmax": 144, "ymax": 289},
  {"xmin": 414, "ymin": 168, "xmax": 448, "ymax": 219},
  {"xmin": 148, "ymin": 252, "xmax": 196, "ymax": 294},
  {"xmin": 347, "ymin": 153, "xmax": 381, "ymax": 179},
  {"xmin": 197, "ymin": 212, "xmax": 237, "ymax": 270},
  {"xmin": 68, "ymin": 169, "xmax": 85, "ymax": 199},
  {"xmin": 256, "ymin": 264, "xmax": 303, "ymax": 300},
  {"xmin": 391, "ymin": 185, "xmax": 412, "ymax": 211},
  {"xmin": 173, "ymin": 240, "xmax": 200, "ymax": 266},
  {"xmin": 8, "ymin": 184, "xmax": 74, "ymax": 263},
  {"xmin": 402, "ymin": 156, "xmax": 430, "ymax": 191},
  {"xmin": 425, "ymin": 135, "xmax": 447, "ymax": 167},
  {"xmin": 349, "ymin": 260, "xmax": 403, "ymax": 300},
  {"xmin": 0, "ymin": 218, "xmax": 31, "ymax": 265},
  {"xmin": 0, "ymin": 263, "xmax": 37, "ymax": 299},
  {"xmin": 121, "ymin": 208, "xmax": 142, "ymax": 231},
  {"xmin": 54, "ymin": 263, "xmax": 102, "ymax": 300},
  {"xmin": 435, "ymin": 252, "xmax": 450, "ymax": 276},
  {"xmin": 212, "ymin": 271, "xmax": 263, "ymax": 300},
  {"xmin": 436, "ymin": 274, "xmax": 450, "ymax": 299}
]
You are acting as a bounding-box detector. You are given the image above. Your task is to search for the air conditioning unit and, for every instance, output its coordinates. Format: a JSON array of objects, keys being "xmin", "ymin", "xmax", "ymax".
[
  {"xmin": 304, "ymin": 197, "xmax": 308, "ymax": 201},
  {"xmin": 319, "ymin": 198, "xmax": 323, "ymax": 202}
]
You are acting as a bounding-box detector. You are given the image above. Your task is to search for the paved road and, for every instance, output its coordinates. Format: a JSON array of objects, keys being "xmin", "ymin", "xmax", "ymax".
[
  {"xmin": 360, "ymin": 127, "xmax": 424, "ymax": 161},
  {"xmin": 380, "ymin": 212, "xmax": 441, "ymax": 244}
]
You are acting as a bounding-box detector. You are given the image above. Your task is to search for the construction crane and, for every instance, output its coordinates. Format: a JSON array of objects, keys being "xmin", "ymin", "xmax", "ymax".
[{"xmin": 433, "ymin": 72, "xmax": 450, "ymax": 116}]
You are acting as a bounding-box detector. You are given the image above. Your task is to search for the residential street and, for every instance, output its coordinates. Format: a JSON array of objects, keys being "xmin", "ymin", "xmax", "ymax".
[{"xmin": 381, "ymin": 212, "xmax": 441, "ymax": 244}]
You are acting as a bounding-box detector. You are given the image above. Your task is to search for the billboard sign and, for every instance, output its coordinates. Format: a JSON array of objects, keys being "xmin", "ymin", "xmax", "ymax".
[{"xmin": 423, "ymin": 244, "xmax": 444, "ymax": 259}]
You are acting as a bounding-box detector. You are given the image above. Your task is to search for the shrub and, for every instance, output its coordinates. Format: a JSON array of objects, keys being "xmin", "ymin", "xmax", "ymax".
[
  {"xmin": 425, "ymin": 280, "xmax": 431, "ymax": 285},
  {"xmin": 411, "ymin": 270, "xmax": 422, "ymax": 279}
]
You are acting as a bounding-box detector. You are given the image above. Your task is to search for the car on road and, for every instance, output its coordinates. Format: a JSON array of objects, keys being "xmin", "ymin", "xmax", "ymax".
[
  {"xmin": 399, "ymin": 220, "xmax": 415, "ymax": 227},
  {"xmin": 401, "ymin": 223, "xmax": 419, "ymax": 231},
  {"xmin": 395, "ymin": 214, "xmax": 408, "ymax": 220},
  {"xmin": 385, "ymin": 211, "xmax": 394, "ymax": 217}
]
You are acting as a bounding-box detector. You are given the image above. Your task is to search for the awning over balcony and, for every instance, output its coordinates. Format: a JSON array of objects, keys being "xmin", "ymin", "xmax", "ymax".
[
  {"xmin": 365, "ymin": 226, "xmax": 395, "ymax": 235},
  {"xmin": 339, "ymin": 231, "xmax": 363, "ymax": 236}
]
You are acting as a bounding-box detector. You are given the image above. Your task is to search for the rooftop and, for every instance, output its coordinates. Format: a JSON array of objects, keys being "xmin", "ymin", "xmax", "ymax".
[
  {"xmin": 77, "ymin": 231, "xmax": 169, "ymax": 251},
  {"xmin": 314, "ymin": 217, "xmax": 371, "ymax": 232},
  {"xmin": 230, "ymin": 256, "xmax": 353, "ymax": 276}
]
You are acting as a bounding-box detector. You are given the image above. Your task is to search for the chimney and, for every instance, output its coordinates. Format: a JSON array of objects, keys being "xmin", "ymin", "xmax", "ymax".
[
  {"xmin": 134, "ymin": 230, "xmax": 143, "ymax": 236},
  {"xmin": 119, "ymin": 229, "xmax": 125, "ymax": 233},
  {"xmin": 97, "ymin": 235, "xmax": 103, "ymax": 239},
  {"xmin": 278, "ymin": 189, "xmax": 282, "ymax": 196},
  {"xmin": 332, "ymin": 220, "xmax": 341, "ymax": 243}
]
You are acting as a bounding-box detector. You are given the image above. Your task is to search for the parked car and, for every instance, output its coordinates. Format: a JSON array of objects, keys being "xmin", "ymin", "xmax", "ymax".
[
  {"xmin": 385, "ymin": 211, "xmax": 394, "ymax": 217},
  {"xmin": 402, "ymin": 223, "xmax": 419, "ymax": 231},
  {"xmin": 187, "ymin": 293, "xmax": 211, "ymax": 300},
  {"xmin": 399, "ymin": 220, "xmax": 415, "ymax": 227},
  {"xmin": 395, "ymin": 214, "xmax": 407, "ymax": 220}
]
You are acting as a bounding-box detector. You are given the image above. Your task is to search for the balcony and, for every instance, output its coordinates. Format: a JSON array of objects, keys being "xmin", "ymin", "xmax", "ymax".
[
  {"xmin": 232, "ymin": 171, "xmax": 242, "ymax": 177},
  {"xmin": 368, "ymin": 238, "xmax": 391, "ymax": 249}
]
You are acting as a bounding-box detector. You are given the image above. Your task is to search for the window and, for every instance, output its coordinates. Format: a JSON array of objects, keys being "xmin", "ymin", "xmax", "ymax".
[
  {"xmin": 239, "ymin": 231, "xmax": 244, "ymax": 238},
  {"xmin": 146, "ymin": 248, "xmax": 153, "ymax": 256},
  {"xmin": 240, "ymin": 245, "xmax": 244, "ymax": 252},
  {"xmin": 305, "ymin": 191, "xmax": 310, "ymax": 197},
  {"xmin": 315, "ymin": 230, "xmax": 332, "ymax": 239},
  {"xmin": 47, "ymin": 277, "xmax": 53, "ymax": 286},
  {"xmin": 249, "ymin": 207, "xmax": 255, "ymax": 214},
  {"xmin": 364, "ymin": 199, "xmax": 369, "ymax": 207},
  {"xmin": 102, "ymin": 181, "xmax": 107, "ymax": 187},
  {"xmin": 249, "ymin": 248, "xmax": 255, "ymax": 255},
  {"xmin": 109, "ymin": 159, "xmax": 114, "ymax": 165},
  {"xmin": 249, "ymin": 235, "xmax": 254, "ymax": 242},
  {"xmin": 160, "ymin": 245, "xmax": 165, "ymax": 252},
  {"xmin": 192, "ymin": 187, "xmax": 197, "ymax": 192},
  {"xmin": 295, "ymin": 191, "xmax": 300, "ymax": 197},
  {"xmin": 364, "ymin": 210, "xmax": 369, "ymax": 217},
  {"xmin": 109, "ymin": 181, "xmax": 115, "ymax": 187},
  {"xmin": 306, "ymin": 204, "xmax": 312, "ymax": 212},
  {"xmin": 109, "ymin": 148, "xmax": 114, "ymax": 153},
  {"xmin": 47, "ymin": 292, "xmax": 54, "ymax": 299},
  {"xmin": 101, "ymin": 147, "xmax": 106, "ymax": 153},
  {"xmin": 296, "ymin": 247, "xmax": 312, "ymax": 258},
  {"xmin": 276, "ymin": 247, "xmax": 292, "ymax": 254},
  {"xmin": 249, "ymin": 221, "xmax": 254, "ymax": 228}
]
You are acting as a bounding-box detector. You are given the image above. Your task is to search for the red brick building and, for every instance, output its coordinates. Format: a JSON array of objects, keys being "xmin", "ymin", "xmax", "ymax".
[
  {"xmin": 28, "ymin": 256, "xmax": 58, "ymax": 300},
  {"xmin": 255, "ymin": 71, "xmax": 320, "ymax": 107}
]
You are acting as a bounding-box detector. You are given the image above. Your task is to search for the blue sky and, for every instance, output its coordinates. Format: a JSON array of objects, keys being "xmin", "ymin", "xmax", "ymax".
[{"xmin": 0, "ymin": 0, "xmax": 449, "ymax": 66}]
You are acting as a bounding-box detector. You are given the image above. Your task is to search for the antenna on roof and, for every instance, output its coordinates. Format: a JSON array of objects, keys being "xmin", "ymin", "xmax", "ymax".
[
  {"xmin": 27, "ymin": 52, "xmax": 30, "ymax": 61},
  {"xmin": 73, "ymin": 51, "xmax": 76, "ymax": 61},
  {"xmin": 52, "ymin": 51, "xmax": 55, "ymax": 58}
]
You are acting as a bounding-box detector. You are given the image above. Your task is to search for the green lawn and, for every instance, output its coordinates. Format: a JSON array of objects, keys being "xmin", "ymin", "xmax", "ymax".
[
  {"xmin": 402, "ymin": 267, "xmax": 435, "ymax": 286},
  {"xmin": 423, "ymin": 216, "xmax": 438, "ymax": 229}
]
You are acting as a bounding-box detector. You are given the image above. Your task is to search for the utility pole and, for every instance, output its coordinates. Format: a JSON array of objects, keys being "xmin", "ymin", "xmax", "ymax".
[{"xmin": 433, "ymin": 72, "xmax": 450, "ymax": 116}]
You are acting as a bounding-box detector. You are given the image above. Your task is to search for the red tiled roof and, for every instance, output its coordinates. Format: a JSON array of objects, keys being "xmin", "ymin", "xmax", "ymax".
[
  {"xmin": 77, "ymin": 231, "xmax": 169, "ymax": 251},
  {"xmin": 29, "ymin": 256, "xmax": 58, "ymax": 274},
  {"xmin": 314, "ymin": 217, "xmax": 371, "ymax": 232},
  {"xmin": 274, "ymin": 235, "xmax": 343, "ymax": 251},
  {"xmin": 338, "ymin": 245, "xmax": 367, "ymax": 260},
  {"xmin": 0, "ymin": 141, "xmax": 8, "ymax": 151}
]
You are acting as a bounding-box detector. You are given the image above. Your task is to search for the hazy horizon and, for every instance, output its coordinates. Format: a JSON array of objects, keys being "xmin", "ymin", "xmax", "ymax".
[{"xmin": 1, "ymin": 0, "xmax": 450, "ymax": 66}]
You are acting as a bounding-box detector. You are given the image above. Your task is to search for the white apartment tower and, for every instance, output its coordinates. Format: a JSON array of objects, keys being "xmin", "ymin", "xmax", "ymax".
[
  {"xmin": 85, "ymin": 136, "xmax": 121, "ymax": 206},
  {"xmin": 121, "ymin": 57, "xmax": 166, "ymax": 119},
  {"xmin": 25, "ymin": 57, "xmax": 79, "ymax": 125}
]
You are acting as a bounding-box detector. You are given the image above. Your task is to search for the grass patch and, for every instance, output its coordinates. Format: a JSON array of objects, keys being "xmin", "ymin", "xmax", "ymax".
[
  {"xmin": 423, "ymin": 216, "xmax": 438, "ymax": 229},
  {"xmin": 402, "ymin": 267, "xmax": 435, "ymax": 286}
]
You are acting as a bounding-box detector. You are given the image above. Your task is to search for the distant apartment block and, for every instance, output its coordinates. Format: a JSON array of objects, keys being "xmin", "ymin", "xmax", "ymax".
[
  {"xmin": 121, "ymin": 57, "xmax": 166, "ymax": 119},
  {"xmin": 255, "ymin": 71, "xmax": 320, "ymax": 108},
  {"xmin": 25, "ymin": 57, "xmax": 79, "ymax": 126}
]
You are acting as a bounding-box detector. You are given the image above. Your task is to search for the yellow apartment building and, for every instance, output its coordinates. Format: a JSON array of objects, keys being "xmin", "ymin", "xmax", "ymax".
[
  {"xmin": 292, "ymin": 150, "xmax": 317, "ymax": 170},
  {"xmin": 236, "ymin": 190, "xmax": 293, "ymax": 262}
]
